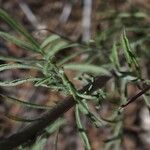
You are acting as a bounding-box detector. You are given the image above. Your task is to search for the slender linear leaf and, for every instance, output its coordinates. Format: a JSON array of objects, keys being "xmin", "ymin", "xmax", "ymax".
[
  {"xmin": 29, "ymin": 137, "xmax": 47, "ymax": 150},
  {"xmin": 110, "ymin": 42, "xmax": 120, "ymax": 69},
  {"xmin": 0, "ymin": 55, "xmax": 44, "ymax": 63},
  {"xmin": 46, "ymin": 118, "xmax": 66, "ymax": 134},
  {"xmin": 0, "ymin": 94, "xmax": 53, "ymax": 110},
  {"xmin": 5, "ymin": 113, "xmax": 41, "ymax": 122},
  {"xmin": 0, "ymin": 8, "xmax": 40, "ymax": 49},
  {"xmin": 40, "ymin": 34, "xmax": 60, "ymax": 49},
  {"xmin": 0, "ymin": 31, "xmax": 38, "ymax": 52},
  {"xmin": 0, "ymin": 63, "xmax": 39, "ymax": 72},
  {"xmin": 78, "ymin": 100, "xmax": 103, "ymax": 127},
  {"xmin": 75, "ymin": 105, "xmax": 91, "ymax": 150},
  {"xmin": 46, "ymin": 42, "xmax": 77, "ymax": 59},
  {"xmin": 57, "ymin": 49, "xmax": 91, "ymax": 66},
  {"xmin": 64, "ymin": 63, "xmax": 110, "ymax": 75},
  {"xmin": 121, "ymin": 30, "xmax": 140, "ymax": 74},
  {"xmin": 0, "ymin": 77, "xmax": 41, "ymax": 86}
]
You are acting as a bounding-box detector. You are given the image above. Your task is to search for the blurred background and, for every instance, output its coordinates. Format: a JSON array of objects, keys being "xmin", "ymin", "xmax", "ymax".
[{"xmin": 0, "ymin": 0, "xmax": 150, "ymax": 149}]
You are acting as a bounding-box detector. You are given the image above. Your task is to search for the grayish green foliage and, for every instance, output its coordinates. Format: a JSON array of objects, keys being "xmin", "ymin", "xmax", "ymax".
[{"xmin": 0, "ymin": 8, "xmax": 149, "ymax": 150}]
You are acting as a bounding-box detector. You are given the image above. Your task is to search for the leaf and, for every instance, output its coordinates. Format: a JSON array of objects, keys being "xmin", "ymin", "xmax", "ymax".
[
  {"xmin": 78, "ymin": 100, "xmax": 103, "ymax": 128},
  {"xmin": 0, "ymin": 94, "xmax": 53, "ymax": 110},
  {"xmin": 0, "ymin": 8, "xmax": 40, "ymax": 50},
  {"xmin": 0, "ymin": 31, "xmax": 38, "ymax": 52},
  {"xmin": 45, "ymin": 42, "xmax": 77, "ymax": 59},
  {"xmin": 40, "ymin": 34, "xmax": 60, "ymax": 49},
  {"xmin": 29, "ymin": 137, "xmax": 47, "ymax": 150},
  {"xmin": 34, "ymin": 77, "xmax": 50, "ymax": 86},
  {"xmin": 40, "ymin": 34, "xmax": 78, "ymax": 59},
  {"xmin": 0, "ymin": 63, "xmax": 39, "ymax": 72},
  {"xmin": 75, "ymin": 105, "xmax": 91, "ymax": 150},
  {"xmin": 5, "ymin": 113, "xmax": 41, "ymax": 122},
  {"xmin": 46, "ymin": 118, "xmax": 65, "ymax": 134},
  {"xmin": 110, "ymin": 42, "xmax": 120, "ymax": 69},
  {"xmin": 64, "ymin": 63, "xmax": 110, "ymax": 75},
  {"xmin": 57, "ymin": 49, "xmax": 90, "ymax": 66},
  {"xmin": 77, "ymin": 92, "xmax": 97, "ymax": 100},
  {"xmin": 121, "ymin": 30, "xmax": 140, "ymax": 75},
  {"xmin": 0, "ymin": 55, "xmax": 44, "ymax": 63},
  {"xmin": 0, "ymin": 77, "xmax": 41, "ymax": 86},
  {"xmin": 78, "ymin": 100, "xmax": 89, "ymax": 115}
]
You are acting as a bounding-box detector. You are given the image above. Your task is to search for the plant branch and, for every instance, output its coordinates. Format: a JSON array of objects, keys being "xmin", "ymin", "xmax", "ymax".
[
  {"xmin": 0, "ymin": 75, "xmax": 111, "ymax": 149},
  {"xmin": 121, "ymin": 85, "xmax": 150, "ymax": 108}
]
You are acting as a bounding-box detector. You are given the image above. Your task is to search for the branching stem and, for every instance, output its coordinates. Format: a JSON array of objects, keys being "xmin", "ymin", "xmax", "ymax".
[{"xmin": 0, "ymin": 75, "xmax": 111, "ymax": 150}]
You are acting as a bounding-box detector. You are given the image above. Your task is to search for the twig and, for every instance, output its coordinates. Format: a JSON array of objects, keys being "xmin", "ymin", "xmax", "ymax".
[
  {"xmin": 17, "ymin": 0, "xmax": 39, "ymax": 29},
  {"xmin": 59, "ymin": 0, "xmax": 73, "ymax": 24},
  {"xmin": 82, "ymin": 0, "xmax": 92, "ymax": 42},
  {"xmin": 0, "ymin": 75, "xmax": 111, "ymax": 149},
  {"xmin": 121, "ymin": 85, "xmax": 150, "ymax": 108}
]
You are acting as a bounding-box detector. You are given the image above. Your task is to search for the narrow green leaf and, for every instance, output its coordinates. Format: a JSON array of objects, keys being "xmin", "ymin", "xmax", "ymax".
[
  {"xmin": 121, "ymin": 30, "xmax": 140, "ymax": 75},
  {"xmin": 77, "ymin": 92, "xmax": 97, "ymax": 100},
  {"xmin": 34, "ymin": 77, "xmax": 50, "ymax": 86},
  {"xmin": 0, "ymin": 77, "xmax": 41, "ymax": 86},
  {"xmin": 0, "ymin": 63, "xmax": 39, "ymax": 72},
  {"xmin": 29, "ymin": 137, "xmax": 47, "ymax": 150},
  {"xmin": 110, "ymin": 42, "xmax": 120, "ymax": 69},
  {"xmin": 57, "ymin": 49, "xmax": 90, "ymax": 66},
  {"xmin": 0, "ymin": 8, "xmax": 39, "ymax": 50},
  {"xmin": 75, "ymin": 105, "xmax": 91, "ymax": 150},
  {"xmin": 0, "ymin": 94, "xmax": 53, "ymax": 110},
  {"xmin": 78, "ymin": 100, "xmax": 103, "ymax": 127},
  {"xmin": 64, "ymin": 63, "xmax": 110, "ymax": 75},
  {"xmin": 40, "ymin": 34, "xmax": 60, "ymax": 49},
  {"xmin": 78, "ymin": 101, "xmax": 89, "ymax": 115},
  {"xmin": 46, "ymin": 118, "xmax": 66, "ymax": 134},
  {"xmin": 46, "ymin": 42, "xmax": 77, "ymax": 59},
  {"xmin": 0, "ymin": 31, "xmax": 38, "ymax": 52},
  {"xmin": 0, "ymin": 55, "xmax": 43, "ymax": 63},
  {"xmin": 5, "ymin": 113, "xmax": 41, "ymax": 122}
]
